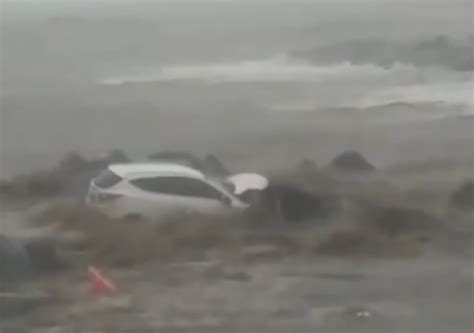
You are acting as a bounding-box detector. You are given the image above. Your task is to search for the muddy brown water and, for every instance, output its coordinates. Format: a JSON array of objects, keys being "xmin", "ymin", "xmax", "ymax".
[{"xmin": 1, "ymin": 203, "xmax": 473, "ymax": 333}]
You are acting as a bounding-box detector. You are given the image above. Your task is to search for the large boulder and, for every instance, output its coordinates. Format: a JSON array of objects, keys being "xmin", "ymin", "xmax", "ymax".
[
  {"xmin": 329, "ymin": 151, "xmax": 375, "ymax": 173},
  {"xmin": 0, "ymin": 235, "xmax": 66, "ymax": 290},
  {"xmin": 0, "ymin": 236, "xmax": 32, "ymax": 288},
  {"xmin": 23, "ymin": 238, "xmax": 66, "ymax": 275},
  {"xmin": 259, "ymin": 185, "xmax": 339, "ymax": 222}
]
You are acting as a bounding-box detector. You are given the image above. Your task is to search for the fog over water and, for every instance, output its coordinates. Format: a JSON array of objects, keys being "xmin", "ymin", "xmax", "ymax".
[{"xmin": 1, "ymin": 0, "xmax": 473, "ymax": 177}]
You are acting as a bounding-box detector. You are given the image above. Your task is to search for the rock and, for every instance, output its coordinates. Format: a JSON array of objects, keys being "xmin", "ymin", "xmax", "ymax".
[
  {"xmin": 203, "ymin": 154, "xmax": 229, "ymax": 177},
  {"xmin": 23, "ymin": 238, "xmax": 67, "ymax": 274},
  {"xmin": 260, "ymin": 185, "xmax": 336, "ymax": 222},
  {"xmin": 0, "ymin": 236, "xmax": 32, "ymax": 287},
  {"xmin": 329, "ymin": 150, "xmax": 375, "ymax": 172},
  {"xmin": 450, "ymin": 180, "xmax": 474, "ymax": 211}
]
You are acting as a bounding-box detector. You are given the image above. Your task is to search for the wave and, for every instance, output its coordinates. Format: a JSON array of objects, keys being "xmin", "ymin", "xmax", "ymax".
[
  {"xmin": 357, "ymin": 79, "xmax": 474, "ymax": 109},
  {"xmin": 100, "ymin": 53, "xmax": 473, "ymax": 120},
  {"xmin": 296, "ymin": 35, "xmax": 474, "ymax": 72},
  {"xmin": 267, "ymin": 101, "xmax": 473, "ymax": 123},
  {"xmin": 264, "ymin": 77, "xmax": 473, "ymax": 115},
  {"xmin": 100, "ymin": 54, "xmax": 416, "ymax": 85}
]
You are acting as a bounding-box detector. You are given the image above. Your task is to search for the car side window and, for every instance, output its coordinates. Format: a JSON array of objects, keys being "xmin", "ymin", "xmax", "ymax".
[{"xmin": 130, "ymin": 176, "xmax": 223, "ymax": 200}]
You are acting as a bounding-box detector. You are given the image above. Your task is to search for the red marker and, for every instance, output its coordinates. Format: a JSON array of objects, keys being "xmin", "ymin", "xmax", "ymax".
[{"xmin": 88, "ymin": 266, "xmax": 117, "ymax": 296}]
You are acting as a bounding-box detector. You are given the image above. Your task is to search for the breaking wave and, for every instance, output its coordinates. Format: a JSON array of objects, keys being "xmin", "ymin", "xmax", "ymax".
[
  {"xmin": 100, "ymin": 54, "xmax": 416, "ymax": 85},
  {"xmin": 264, "ymin": 75, "xmax": 473, "ymax": 115},
  {"xmin": 100, "ymin": 53, "xmax": 473, "ymax": 119}
]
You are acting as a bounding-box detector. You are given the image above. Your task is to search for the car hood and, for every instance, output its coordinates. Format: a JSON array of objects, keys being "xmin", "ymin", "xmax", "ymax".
[{"xmin": 226, "ymin": 173, "xmax": 269, "ymax": 195}]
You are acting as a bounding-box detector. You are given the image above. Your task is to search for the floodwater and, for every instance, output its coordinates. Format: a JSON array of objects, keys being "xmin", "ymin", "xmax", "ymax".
[
  {"xmin": 0, "ymin": 1, "xmax": 473, "ymax": 332},
  {"xmin": 2, "ymin": 213, "xmax": 473, "ymax": 333}
]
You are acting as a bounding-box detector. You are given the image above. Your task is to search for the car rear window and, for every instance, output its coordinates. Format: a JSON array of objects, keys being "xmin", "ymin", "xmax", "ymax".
[{"xmin": 93, "ymin": 169, "xmax": 122, "ymax": 188}]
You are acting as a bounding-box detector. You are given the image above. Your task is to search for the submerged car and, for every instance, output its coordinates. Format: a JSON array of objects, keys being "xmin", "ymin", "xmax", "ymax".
[{"xmin": 86, "ymin": 163, "xmax": 267, "ymax": 220}]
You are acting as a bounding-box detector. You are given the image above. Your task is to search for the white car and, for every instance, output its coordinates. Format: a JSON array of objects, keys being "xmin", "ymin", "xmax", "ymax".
[{"xmin": 86, "ymin": 163, "xmax": 268, "ymax": 221}]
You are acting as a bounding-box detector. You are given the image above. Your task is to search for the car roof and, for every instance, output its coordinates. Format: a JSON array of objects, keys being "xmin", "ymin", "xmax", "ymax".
[{"xmin": 109, "ymin": 163, "xmax": 205, "ymax": 179}]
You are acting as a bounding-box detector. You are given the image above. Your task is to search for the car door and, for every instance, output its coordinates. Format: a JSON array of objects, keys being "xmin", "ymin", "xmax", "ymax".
[
  {"xmin": 126, "ymin": 176, "xmax": 228, "ymax": 219},
  {"xmin": 166, "ymin": 177, "xmax": 229, "ymax": 215},
  {"xmin": 119, "ymin": 177, "xmax": 183, "ymax": 220}
]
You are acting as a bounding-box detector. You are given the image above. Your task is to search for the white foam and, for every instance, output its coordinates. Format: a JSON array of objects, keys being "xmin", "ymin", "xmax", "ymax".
[
  {"xmin": 100, "ymin": 54, "xmax": 415, "ymax": 85},
  {"xmin": 358, "ymin": 79, "xmax": 474, "ymax": 109}
]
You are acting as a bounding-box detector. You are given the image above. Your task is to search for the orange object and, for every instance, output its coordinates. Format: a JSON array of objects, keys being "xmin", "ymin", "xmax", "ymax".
[{"xmin": 88, "ymin": 266, "xmax": 117, "ymax": 295}]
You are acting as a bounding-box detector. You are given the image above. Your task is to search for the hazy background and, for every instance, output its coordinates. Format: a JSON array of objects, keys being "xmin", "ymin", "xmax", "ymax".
[{"xmin": 1, "ymin": 0, "xmax": 473, "ymax": 177}]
